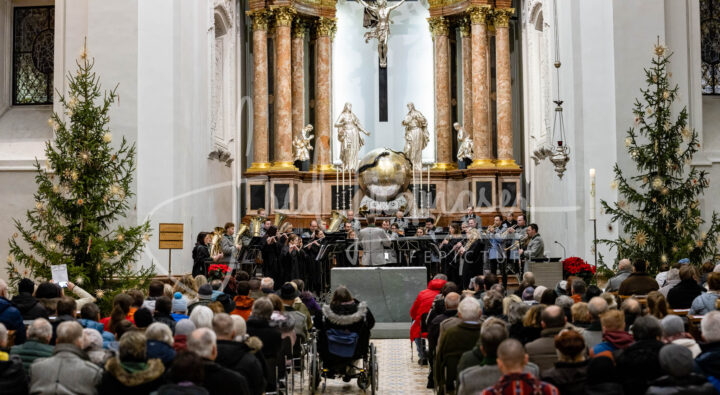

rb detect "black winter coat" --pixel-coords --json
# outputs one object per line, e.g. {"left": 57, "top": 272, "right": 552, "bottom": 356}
{"left": 192, "top": 243, "right": 210, "bottom": 277}
{"left": 667, "top": 279, "right": 705, "bottom": 309}
{"left": 646, "top": 374, "right": 716, "bottom": 395}
{"left": 10, "top": 293, "right": 48, "bottom": 321}
{"left": 215, "top": 338, "right": 266, "bottom": 395}
{"left": 153, "top": 313, "right": 177, "bottom": 333}
{"left": 200, "top": 359, "right": 250, "bottom": 395}
{"left": 316, "top": 300, "right": 375, "bottom": 363}
{"left": 541, "top": 360, "right": 589, "bottom": 395}
{"left": 0, "top": 354, "right": 28, "bottom": 395}
{"left": 246, "top": 317, "right": 282, "bottom": 361}
{"left": 616, "top": 339, "right": 664, "bottom": 394}
{"left": 696, "top": 341, "right": 720, "bottom": 378}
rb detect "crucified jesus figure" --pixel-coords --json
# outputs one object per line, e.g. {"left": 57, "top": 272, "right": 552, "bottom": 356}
{"left": 356, "top": 0, "right": 406, "bottom": 68}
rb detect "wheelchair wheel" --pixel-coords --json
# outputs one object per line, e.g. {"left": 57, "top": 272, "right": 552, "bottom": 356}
{"left": 369, "top": 343, "right": 378, "bottom": 395}
{"left": 308, "top": 338, "right": 321, "bottom": 393}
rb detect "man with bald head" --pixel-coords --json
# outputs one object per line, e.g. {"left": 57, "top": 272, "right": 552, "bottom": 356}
{"left": 606, "top": 258, "right": 632, "bottom": 292}
{"left": 525, "top": 305, "right": 567, "bottom": 373}
{"left": 480, "top": 339, "right": 559, "bottom": 395}
{"left": 583, "top": 297, "right": 609, "bottom": 349}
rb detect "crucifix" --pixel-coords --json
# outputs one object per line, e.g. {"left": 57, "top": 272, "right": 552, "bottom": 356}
{"left": 357, "top": 0, "right": 406, "bottom": 122}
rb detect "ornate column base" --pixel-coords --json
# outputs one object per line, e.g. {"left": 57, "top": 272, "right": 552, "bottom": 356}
{"left": 431, "top": 162, "right": 458, "bottom": 171}
{"left": 247, "top": 162, "right": 272, "bottom": 172}
{"left": 468, "top": 159, "right": 495, "bottom": 169}
{"left": 269, "top": 161, "right": 298, "bottom": 171}
{"left": 496, "top": 159, "right": 520, "bottom": 169}
{"left": 311, "top": 164, "right": 337, "bottom": 172}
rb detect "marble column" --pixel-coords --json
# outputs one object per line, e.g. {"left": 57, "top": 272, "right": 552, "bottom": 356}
{"left": 271, "top": 7, "right": 296, "bottom": 170}
{"left": 428, "top": 17, "right": 453, "bottom": 169}
{"left": 468, "top": 5, "right": 493, "bottom": 169}
{"left": 460, "top": 20, "right": 473, "bottom": 145}
{"left": 292, "top": 19, "right": 306, "bottom": 145}
{"left": 494, "top": 8, "right": 517, "bottom": 168}
{"left": 314, "top": 17, "right": 336, "bottom": 172}
{"left": 249, "top": 11, "right": 271, "bottom": 171}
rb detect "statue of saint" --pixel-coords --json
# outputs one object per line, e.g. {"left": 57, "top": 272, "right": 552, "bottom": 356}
{"left": 402, "top": 102, "right": 429, "bottom": 170}
{"left": 454, "top": 122, "right": 473, "bottom": 162}
{"left": 293, "top": 124, "right": 314, "bottom": 162}
{"left": 356, "top": 0, "right": 406, "bottom": 68}
{"left": 335, "top": 103, "right": 370, "bottom": 171}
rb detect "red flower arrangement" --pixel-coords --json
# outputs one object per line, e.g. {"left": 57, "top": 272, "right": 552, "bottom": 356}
{"left": 562, "top": 256, "right": 596, "bottom": 281}
{"left": 208, "top": 263, "right": 230, "bottom": 280}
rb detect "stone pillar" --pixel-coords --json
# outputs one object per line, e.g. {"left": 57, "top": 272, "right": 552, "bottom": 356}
{"left": 314, "top": 17, "right": 336, "bottom": 172}
{"left": 468, "top": 5, "right": 493, "bottom": 169}
{"left": 494, "top": 8, "right": 517, "bottom": 168}
{"left": 428, "top": 17, "right": 453, "bottom": 169}
{"left": 460, "top": 20, "right": 473, "bottom": 144}
{"left": 271, "top": 7, "right": 296, "bottom": 170}
{"left": 292, "top": 19, "right": 305, "bottom": 144}
{"left": 249, "top": 11, "right": 271, "bottom": 171}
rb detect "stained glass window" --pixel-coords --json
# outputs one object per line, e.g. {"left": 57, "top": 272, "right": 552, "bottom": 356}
{"left": 12, "top": 6, "right": 54, "bottom": 105}
{"left": 702, "top": 0, "right": 720, "bottom": 95}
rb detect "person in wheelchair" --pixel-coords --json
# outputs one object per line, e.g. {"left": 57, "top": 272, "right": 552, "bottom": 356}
{"left": 316, "top": 286, "right": 376, "bottom": 373}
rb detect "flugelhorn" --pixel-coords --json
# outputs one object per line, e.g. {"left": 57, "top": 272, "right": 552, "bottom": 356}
{"left": 274, "top": 213, "right": 287, "bottom": 228}
{"left": 328, "top": 210, "right": 347, "bottom": 233}
{"left": 249, "top": 216, "right": 265, "bottom": 237}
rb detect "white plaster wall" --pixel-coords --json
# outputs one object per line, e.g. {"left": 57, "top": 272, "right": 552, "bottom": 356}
{"left": 333, "top": 0, "right": 435, "bottom": 163}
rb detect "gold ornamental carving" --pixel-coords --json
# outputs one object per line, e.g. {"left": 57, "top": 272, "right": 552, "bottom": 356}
{"left": 316, "top": 17, "right": 337, "bottom": 38}
{"left": 492, "top": 8, "right": 514, "bottom": 28}
{"left": 458, "top": 18, "right": 470, "bottom": 37}
{"left": 274, "top": 7, "right": 296, "bottom": 27}
{"left": 293, "top": 17, "right": 307, "bottom": 38}
{"left": 250, "top": 10, "right": 271, "bottom": 31}
{"left": 427, "top": 17, "right": 449, "bottom": 37}
{"left": 467, "top": 5, "right": 491, "bottom": 25}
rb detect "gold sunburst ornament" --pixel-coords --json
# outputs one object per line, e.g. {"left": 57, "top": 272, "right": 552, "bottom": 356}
{"left": 652, "top": 177, "right": 664, "bottom": 190}
{"left": 654, "top": 43, "right": 666, "bottom": 57}
{"left": 634, "top": 230, "right": 648, "bottom": 247}
{"left": 661, "top": 254, "right": 668, "bottom": 263}
{"left": 610, "top": 180, "right": 619, "bottom": 190}
{"left": 675, "top": 219, "right": 684, "bottom": 231}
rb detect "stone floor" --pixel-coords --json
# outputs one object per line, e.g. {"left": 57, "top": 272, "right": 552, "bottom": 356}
{"left": 288, "top": 338, "right": 433, "bottom": 394}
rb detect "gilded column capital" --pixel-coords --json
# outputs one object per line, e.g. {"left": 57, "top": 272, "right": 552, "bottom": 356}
{"left": 492, "top": 8, "right": 515, "bottom": 28}
{"left": 467, "top": 5, "right": 491, "bottom": 25}
{"left": 293, "top": 17, "right": 307, "bottom": 38}
{"left": 316, "top": 17, "right": 337, "bottom": 38}
{"left": 250, "top": 10, "right": 271, "bottom": 31}
{"left": 458, "top": 18, "right": 471, "bottom": 37}
{"left": 273, "top": 6, "right": 296, "bottom": 27}
{"left": 427, "top": 17, "right": 450, "bottom": 37}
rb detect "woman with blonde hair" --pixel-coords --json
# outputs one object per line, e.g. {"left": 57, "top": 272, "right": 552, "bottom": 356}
{"left": 647, "top": 290, "right": 669, "bottom": 319}
{"left": 519, "top": 304, "right": 544, "bottom": 344}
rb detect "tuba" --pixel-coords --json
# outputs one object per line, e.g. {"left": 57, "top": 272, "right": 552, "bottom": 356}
{"left": 327, "top": 210, "right": 347, "bottom": 232}
{"left": 249, "top": 216, "right": 265, "bottom": 237}
{"left": 274, "top": 213, "right": 287, "bottom": 228}
{"left": 209, "top": 227, "right": 224, "bottom": 256}
{"left": 234, "top": 223, "right": 249, "bottom": 245}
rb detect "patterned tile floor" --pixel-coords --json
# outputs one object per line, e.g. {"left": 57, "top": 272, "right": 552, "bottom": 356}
{"left": 288, "top": 338, "right": 434, "bottom": 394}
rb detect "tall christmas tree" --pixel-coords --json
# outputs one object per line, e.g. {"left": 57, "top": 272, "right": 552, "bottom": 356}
{"left": 6, "top": 44, "right": 154, "bottom": 306}
{"left": 600, "top": 41, "right": 720, "bottom": 272}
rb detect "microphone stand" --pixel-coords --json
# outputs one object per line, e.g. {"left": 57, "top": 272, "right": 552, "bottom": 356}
{"left": 554, "top": 240, "right": 567, "bottom": 260}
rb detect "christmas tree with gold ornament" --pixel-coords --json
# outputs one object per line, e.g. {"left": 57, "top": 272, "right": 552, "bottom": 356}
{"left": 600, "top": 41, "right": 720, "bottom": 272}
{"left": 6, "top": 44, "right": 154, "bottom": 308}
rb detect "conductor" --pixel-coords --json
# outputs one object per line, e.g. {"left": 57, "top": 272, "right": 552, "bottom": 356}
{"left": 358, "top": 214, "right": 393, "bottom": 266}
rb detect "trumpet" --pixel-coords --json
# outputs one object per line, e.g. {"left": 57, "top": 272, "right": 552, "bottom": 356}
{"left": 500, "top": 224, "right": 518, "bottom": 238}
{"left": 505, "top": 233, "right": 530, "bottom": 251}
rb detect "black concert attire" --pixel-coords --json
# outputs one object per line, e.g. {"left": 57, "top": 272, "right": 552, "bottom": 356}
{"left": 261, "top": 235, "right": 281, "bottom": 286}
{"left": 280, "top": 245, "right": 304, "bottom": 285}
{"left": 304, "top": 237, "right": 322, "bottom": 293}
{"left": 503, "top": 219, "right": 518, "bottom": 228}
{"left": 461, "top": 238, "right": 485, "bottom": 289}
{"left": 192, "top": 242, "right": 211, "bottom": 277}
{"left": 440, "top": 237, "right": 463, "bottom": 285}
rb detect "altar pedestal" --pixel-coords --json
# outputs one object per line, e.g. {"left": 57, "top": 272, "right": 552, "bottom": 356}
{"left": 527, "top": 261, "right": 563, "bottom": 289}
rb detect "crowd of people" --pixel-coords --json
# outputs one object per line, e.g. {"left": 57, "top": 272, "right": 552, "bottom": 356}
{"left": 410, "top": 257, "right": 720, "bottom": 395}
{"left": 0, "top": 271, "right": 376, "bottom": 395}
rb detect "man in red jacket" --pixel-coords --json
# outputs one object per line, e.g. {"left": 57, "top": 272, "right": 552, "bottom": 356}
{"left": 410, "top": 274, "right": 447, "bottom": 365}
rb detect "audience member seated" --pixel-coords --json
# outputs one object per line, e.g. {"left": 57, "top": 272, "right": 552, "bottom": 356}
{"left": 152, "top": 296, "right": 176, "bottom": 333}
{"left": 212, "top": 313, "right": 265, "bottom": 395}
{"left": 410, "top": 274, "right": 447, "bottom": 364}
{"left": 621, "top": 297, "right": 643, "bottom": 329}
{"left": 231, "top": 281, "right": 254, "bottom": 320}
{"left": 582, "top": 297, "right": 608, "bottom": 350}
{"left": 619, "top": 259, "right": 660, "bottom": 296}
{"left": 133, "top": 307, "right": 154, "bottom": 331}
{"left": 659, "top": 268, "right": 680, "bottom": 298}
{"left": 482, "top": 291, "right": 504, "bottom": 319}
{"left": 188, "top": 284, "right": 214, "bottom": 314}
{"left": 127, "top": 289, "right": 144, "bottom": 320}
{"left": 172, "top": 274, "right": 199, "bottom": 306}
{"left": 539, "top": 289, "right": 558, "bottom": 306}
{"left": 647, "top": 344, "right": 716, "bottom": 395}
{"left": 10, "top": 318, "right": 53, "bottom": 373}
{"left": 554, "top": 295, "right": 574, "bottom": 322}
{"left": 173, "top": 318, "right": 195, "bottom": 352}
{"left": 526, "top": 305, "right": 567, "bottom": 373}
{"left": 145, "top": 322, "right": 176, "bottom": 367}
{"left": 570, "top": 302, "right": 591, "bottom": 329}
{"left": 540, "top": 330, "right": 588, "bottom": 395}
{"left": 696, "top": 311, "right": 720, "bottom": 379}
{"left": 515, "top": 272, "right": 536, "bottom": 298}
{"left": 260, "top": 277, "right": 274, "bottom": 294}
{"left": 82, "top": 328, "right": 114, "bottom": 366}
{"left": 584, "top": 285, "right": 603, "bottom": 302}
{"left": 277, "top": 283, "right": 309, "bottom": 341}
{"left": 457, "top": 319, "right": 540, "bottom": 395}
{"left": 690, "top": 272, "right": 720, "bottom": 315}
{"left": 267, "top": 293, "right": 298, "bottom": 347}
{"left": 11, "top": 278, "right": 48, "bottom": 320}
{"left": 656, "top": 263, "right": 671, "bottom": 287}
{"left": 600, "top": 292, "right": 618, "bottom": 310}
{"left": 480, "top": 339, "right": 559, "bottom": 395}
{"left": 0, "top": 280, "right": 26, "bottom": 344}
{"left": 171, "top": 292, "right": 189, "bottom": 321}
{"left": 287, "top": 281, "right": 313, "bottom": 329}
{"left": 590, "top": 309, "right": 633, "bottom": 359}
{"left": 616, "top": 315, "right": 664, "bottom": 394}
{"left": 426, "top": 292, "right": 459, "bottom": 388}
{"left": 507, "top": 303, "right": 530, "bottom": 343}
{"left": 79, "top": 303, "right": 115, "bottom": 346}
{"left": 647, "top": 291, "right": 669, "bottom": 319}
{"left": 247, "top": 278, "right": 262, "bottom": 299}
{"left": 605, "top": 258, "right": 632, "bottom": 293}
{"left": 435, "top": 297, "right": 482, "bottom": 394}
{"left": 99, "top": 331, "right": 166, "bottom": 394}
{"left": 585, "top": 356, "right": 623, "bottom": 395}
{"left": 141, "top": 281, "right": 165, "bottom": 313}
{"left": 30, "top": 321, "right": 103, "bottom": 394}
{"left": 532, "top": 286, "right": 547, "bottom": 303}
{"left": 667, "top": 264, "right": 705, "bottom": 309}
{"left": 34, "top": 282, "right": 62, "bottom": 317}
{"left": 102, "top": 293, "right": 134, "bottom": 333}
{"left": 570, "top": 279, "right": 586, "bottom": 303}
{"left": 189, "top": 305, "right": 214, "bottom": 329}
{"left": 157, "top": 351, "right": 208, "bottom": 394}
{"left": 187, "top": 327, "right": 250, "bottom": 394}
{"left": 246, "top": 298, "right": 282, "bottom": 391}
{"left": 660, "top": 314, "right": 701, "bottom": 357}
{"left": 0, "top": 323, "right": 28, "bottom": 395}
{"left": 316, "top": 286, "right": 375, "bottom": 364}
{"left": 518, "top": 305, "right": 544, "bottom": 345}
